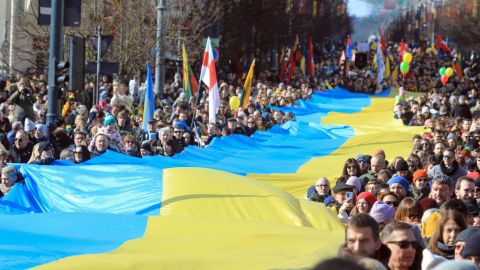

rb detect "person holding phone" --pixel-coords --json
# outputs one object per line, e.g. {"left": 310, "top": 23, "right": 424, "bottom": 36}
{"left": 329, "top": 182, "right": 355, "bottom": 224}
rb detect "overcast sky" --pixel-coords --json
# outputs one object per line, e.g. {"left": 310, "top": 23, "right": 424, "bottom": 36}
{"left": 347, "top": 0, "right": 374, "bottom": 18}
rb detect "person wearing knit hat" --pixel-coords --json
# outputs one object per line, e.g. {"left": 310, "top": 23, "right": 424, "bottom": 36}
{"left": 419, "top": 198, "right": 439, "bottom": 212}
{"left": 76, "top": 104, "right": 87, "bottom": 116}
{"left": 24, "top": 118, "right": 35, "bottom": 133}
{"left": 411, "top": 169, "right": 430, "bottom": 201}
{"left": 369, "top": 201, "right": 395, "bottom": 228}
{"left": 356, "top": 192, "right": 377, "bottom": 214}
{"left": 355, "top": 154, "right": 370, "bottom": 174}
{"left": 394, "top": 159, "right": 411, "bottom": 182}
{"left": 104, "top": 113, "right": 117, "bottom": 127}
{"left": 432, "top": 260, "right": 478, "bottom": 270}
{"left": 346, "top": 176, "right": 361, "bottom": 194}
{"left": 461, "top": 232, "right": 480, "bottom": 267}
{"left": 388, "top": 176, "right": 410, "bottom": 200}
{"left": 422, "top": 248, "right": 447, "bottom": 270}
{"left": 421, "top": 209, "right": 442, "bottom": 238}
{"left": 454, "top": 227, "right": 480, "bottom": 260}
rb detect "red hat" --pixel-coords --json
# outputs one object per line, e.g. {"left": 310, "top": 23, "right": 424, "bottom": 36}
{"left": 419, "top": 197, "right": 438, "bottom": 212}
{"left": 413, "top": 169, "right": 428, "bottom": 182}
{"left": 423, "top": 133, "right": 433, "bottom": 139}
{"left": 357, "top": 192, "right": 377, "bottom": 206}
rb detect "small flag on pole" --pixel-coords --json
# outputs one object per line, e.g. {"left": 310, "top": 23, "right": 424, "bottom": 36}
{"left": 182, "top": 44, "right": 199, "bottom": 102}
{"left": 199, "top": 37, "right": 220, "bottom": 123}
{"left": 240, "top": 59, "right": 255, "bottom": 108}
{"left": 143, "top": 63, "right": 155, "bottom": 131}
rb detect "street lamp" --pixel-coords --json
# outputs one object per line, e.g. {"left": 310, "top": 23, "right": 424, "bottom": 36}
{"left": 155, "top": 0, "right": 166, "bottom": 96}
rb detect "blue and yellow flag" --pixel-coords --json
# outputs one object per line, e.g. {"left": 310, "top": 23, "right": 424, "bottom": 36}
{"left": 143, "top": 63, "right": 155, "bottom": 131}
{"left": 0, "top": 87, "right": 424, "bottom": 269}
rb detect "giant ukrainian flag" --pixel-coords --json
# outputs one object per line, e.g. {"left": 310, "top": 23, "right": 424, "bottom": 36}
{"left": 0, "top": 87, "right": 423, "bottom": 269}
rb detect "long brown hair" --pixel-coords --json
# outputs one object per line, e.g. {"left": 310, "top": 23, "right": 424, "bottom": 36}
{"left": 427, "top": 210, "right": 467, "bottom": 256}
{"left": 394, "top": 197, "right": 423, "bottom": 223}
{"left": 341, "top": 158, "right": 361, "bottom": 179}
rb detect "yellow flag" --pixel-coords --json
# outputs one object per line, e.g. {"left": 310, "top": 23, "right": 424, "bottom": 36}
{"left": 384, "top": 55, "right": 391, "bottom": 78}
{"left": 240, "top": 59, "right": 255, "bottom": 108}
{"left": 391, "top": 65, "right": 398, "bottom": 80}
{"left": 300, "top": 55, "right": 306, "bottom": 75}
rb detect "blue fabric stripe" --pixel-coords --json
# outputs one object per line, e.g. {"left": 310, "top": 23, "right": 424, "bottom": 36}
{"left": 0, "top": 212, "right": 147, "bottom": 269}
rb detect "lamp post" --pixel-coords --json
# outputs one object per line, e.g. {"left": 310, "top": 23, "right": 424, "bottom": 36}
{"left": 46, "top": 0, "right": 64, "bottom": 125}
{"left": 155, "top": 0, "right": 165, "bottom": 96}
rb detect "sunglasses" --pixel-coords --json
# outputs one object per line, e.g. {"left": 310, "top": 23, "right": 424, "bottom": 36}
{"left": 443, "top": 155, "right": 453, "bottom": 159}
{"left": 384, "top": 201, "right": 399, "bottom": 207}
{"left": 408, "top": 214, "right": 420, "bottom": 220}
{"left": 387, "top": 240, "right": 419, "bottom": 249}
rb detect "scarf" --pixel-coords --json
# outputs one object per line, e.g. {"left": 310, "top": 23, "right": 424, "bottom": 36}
{"left": 439, "top": 160, "right": 459, "bottom": 176}
{"left": 437, "top": 241, "right": 454, "bottom": 260}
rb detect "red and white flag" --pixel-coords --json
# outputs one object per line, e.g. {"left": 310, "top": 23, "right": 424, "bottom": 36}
{"left": 199, "top": 37, "right": 220, "bottom": 123}
{"left": 339, "top": 50, "right": 345, "bottom": 65}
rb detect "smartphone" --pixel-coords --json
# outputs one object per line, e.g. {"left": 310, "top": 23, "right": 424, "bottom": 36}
{"left": 346, "top": 192, "right": 354, "bottom": 204}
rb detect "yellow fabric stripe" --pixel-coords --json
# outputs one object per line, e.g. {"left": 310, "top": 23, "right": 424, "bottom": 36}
{"left": 40, "top": 168, "right": 344, "bottom": 269}
{"left": 249, "top": 90, "right": 424, "bottom": 196}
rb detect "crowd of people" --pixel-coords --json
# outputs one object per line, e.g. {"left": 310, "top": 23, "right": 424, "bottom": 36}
{"left": 305, "top": 42, "right": 480, "bottom": 268}
{"left": 0, "top": 63, "right": 316, "bottom": 196}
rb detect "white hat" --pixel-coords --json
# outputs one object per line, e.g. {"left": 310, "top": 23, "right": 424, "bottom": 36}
{"left": 24, "top": 118, "right": 36, "bottom": 132}
{"left": 422, "top": 248, "right": 447, "bottom": 270}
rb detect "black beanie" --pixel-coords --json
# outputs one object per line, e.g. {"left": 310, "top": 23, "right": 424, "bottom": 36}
{"left": 461, "top": 232, "right": 480, "bottom": 258}
{"left": 395, "top": 159, "right": 409, "bottom": 172}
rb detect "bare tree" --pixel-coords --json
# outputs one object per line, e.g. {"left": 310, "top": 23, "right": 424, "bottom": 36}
{"left": 13, "top": 0, "right": 221, "bottom": 79}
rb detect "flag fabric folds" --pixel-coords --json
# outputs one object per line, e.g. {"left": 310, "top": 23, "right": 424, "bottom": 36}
{"left": 143, "top": 64, "right": 155, "bottom": 131}
{"left": 307, "top": 36, "right": 315, "bottom": 76}
{"left": 240, "top": 59, "right": 255, "bottom": 108}
{"left": 182, "top": 44, "right": 199, "bottom": 101}
{"left": 339, "top": 51, "right": 345, "bottom": 66}
{"left": 434, "top": 34, "right": 451, "bottom": 54}
{"left": 376, "top": 41, "right": 385, "bottom": 87}
{"left": 200, "top": 37, "right": 220, "bottom": 123}
{"left": 300, "top": 52, "right": 306, "bottom": 76}
{"left": 1, "top": 86, "right": 427, "bottom": 270}
{"left": 346, "top": 35, "right": 354, "bottom": 61}
{"left": 287, "top": 35, "right": 299, "bottom": 84}
{"left": 398, "top": 40, "right": 407, "bottom": 57}
{"left": 454, "top": 53, "right": 463, "bottom": 80}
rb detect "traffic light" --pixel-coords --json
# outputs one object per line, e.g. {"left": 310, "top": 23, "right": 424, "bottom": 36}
{"left": 68, "top": 36, "right": 85, "bottom": 92}
{"left": 55, "top": 59, "right": 69, "bottom": 86}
